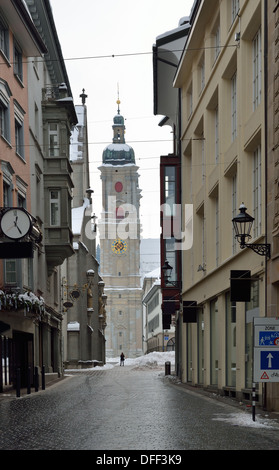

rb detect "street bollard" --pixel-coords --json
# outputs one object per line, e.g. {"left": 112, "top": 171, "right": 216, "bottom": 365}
{"left": 16, "top": 368, "right": 20, "bottom": 398}
{"left": 27, "top": 367, "right": 31, "bottom": 394}
{"left": 42, "top": 365, "right": 45, "bottom": 390}
{"left": 34, "top": 366, "right": 39, "bottom": 392}
{"left": 165, "top": 361, "right": 171, "bottom": 376}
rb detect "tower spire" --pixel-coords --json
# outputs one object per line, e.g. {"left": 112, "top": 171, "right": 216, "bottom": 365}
{"left": 116, "top": 83, "right": 120, "bottom": 115}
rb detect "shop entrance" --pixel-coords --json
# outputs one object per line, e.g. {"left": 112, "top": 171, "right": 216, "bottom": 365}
{"left": 12, "top": 331, "right": 34, "bottom": 388}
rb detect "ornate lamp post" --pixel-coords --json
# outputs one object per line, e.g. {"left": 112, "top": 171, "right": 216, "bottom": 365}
{"left": 232, "top": 203, "right": 270, "bottom": 258}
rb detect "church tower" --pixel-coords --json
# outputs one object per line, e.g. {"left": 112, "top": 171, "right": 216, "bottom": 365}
{"left": 99, "top": 98, "right": 143, "bottom": 358}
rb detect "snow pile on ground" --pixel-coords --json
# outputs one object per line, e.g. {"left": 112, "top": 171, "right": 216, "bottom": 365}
{"left": 93, "top": 351, "right": 175, "bottom": 370}
{"left": 213, "top": 412, "right": 279, "bottom": 429}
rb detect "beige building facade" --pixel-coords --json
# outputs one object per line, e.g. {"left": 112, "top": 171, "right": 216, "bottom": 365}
{"left": 174, "top": 0, "right": 268, "bottom": 405}
{"left": 266, "top": 0, "right": 279, "bottom": 410}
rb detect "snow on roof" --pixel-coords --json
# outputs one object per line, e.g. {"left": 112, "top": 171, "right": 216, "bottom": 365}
{"left": 70, "top": 105, "right": 86, "bottom": 161}
{"left": 145, "top": 267, "right": 160, "bottom": 278}
{"left": 71, "top": 198, "right": 90, "bottom": 235}
{"left": 98, "top": 163, "right": 138, "bottom": 169}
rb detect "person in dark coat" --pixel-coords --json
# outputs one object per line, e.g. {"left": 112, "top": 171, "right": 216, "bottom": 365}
{"left": 120, "top": 352, "right": 125, "bottom": 366}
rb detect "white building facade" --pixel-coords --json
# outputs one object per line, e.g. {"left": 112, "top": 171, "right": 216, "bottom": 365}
{"left": 99, "top": 102, "right": 143, "bottom": 359}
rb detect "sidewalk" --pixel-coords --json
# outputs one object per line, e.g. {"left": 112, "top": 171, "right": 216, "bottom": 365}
{"left": 0, "top": 373, "right": 67, "bottom": 400}
{"left": 165, "top": 374, "right": 279, "bottom": 424}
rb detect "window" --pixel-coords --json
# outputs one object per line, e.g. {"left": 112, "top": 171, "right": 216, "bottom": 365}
{"left": 0, "top": 80, "right": 11, "bottom": 142}
{"left": 5, "top": 260, "right": 17, "bottom": 284}
{"left": 232, "top": 174, "right": 237, "bottom": 253}
{"left": 215, "top": 197, "right": 219, "bottom": 267}
{"left": 201, "top": 133, "right": 205, "bottom": 183}
{"left": 165, "top": 238, "right": 177, "bottom": 283}
{"left": 3, "top": 182, "right": 10, "bottom": 207}
{"left": 231, "top": 72, "right": 237, "bottom": 141}
{"left": 210, "top": 299, "right": 219, "bottom": 385}
{"left": 0, "top": 16, "right": 9, "bottom": 58}
{"left": 226, "top": 293, "right": 236, "bottom": 387}
{"left": 18, "top": 194, "right": 26, "bottom": 208}
{"left": 215, "top": 106, "right": 219, "bottom": 164}
{"left": 199, "top": 55, "right": 205, "bottom": 94}
{"left": 16, "top": 176, "right": 27, "bottom": 208}
{"left": 253, "top": 146, "right": 261, "bottom": 237}
{"left": 253, "top": 28, "right": 262, "bottom": 110}
{"left": 245, "top": 281, "right": 259, "bottom": 388}
{"left": 164, "top": 166, "right": 176, "bottom": 216}
{"left": 15, "top": 118, "right": 24, "bottom": 158}
{"left": 0, "top": 102, "right": 8, "bottom": 140}
{"left": 187, "top": 83, "right": 193, "bottom": 119}
{"left": 198, "top": 309, "right": 204, "bottom": 384}
{"left": 14, "top": 42, "right": 23, "bottom": 82}
{"left": 2, "top": 161, "right": 14, "bottom": 207}
{"left": 214, "top": 25, "right": 220, "bottom": 62}
{"left": 50, "top": 190, "right": 60, "bottom": 226}
{"left": 232, "top": 0, "right": 239, "bottom": 23}
{"left": 49, "top": 123, "right": 59, "bottom": 157}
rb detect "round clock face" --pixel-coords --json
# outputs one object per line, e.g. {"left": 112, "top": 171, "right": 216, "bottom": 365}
{"left": 115, "top": 182, "right": 123, "bottom": 193}
{"left": 0, "top": 208, "right": 32, "bottom": 240}
{"left": 111, "top": 238, "right": 127, "bottom": 255}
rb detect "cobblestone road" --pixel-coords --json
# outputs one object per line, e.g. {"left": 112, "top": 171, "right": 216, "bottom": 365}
{"left": 0, "top": 363, "right": 279, "bottom": 451}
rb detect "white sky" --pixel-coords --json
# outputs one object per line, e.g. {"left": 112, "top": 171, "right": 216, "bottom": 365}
{"left": 50, "top": 0, "right": 194, "bottom": 239}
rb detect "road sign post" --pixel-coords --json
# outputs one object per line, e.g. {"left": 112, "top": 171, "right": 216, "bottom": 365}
{"left": 253, "top": 318, "right": 279, "bottom": 421}
{"left": 253, "top": 318, "right": 279, "bottom": 382}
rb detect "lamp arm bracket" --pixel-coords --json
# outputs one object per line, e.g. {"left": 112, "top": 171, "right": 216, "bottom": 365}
{"left": 245, "top": 243, "right": 271, "bottom": 258}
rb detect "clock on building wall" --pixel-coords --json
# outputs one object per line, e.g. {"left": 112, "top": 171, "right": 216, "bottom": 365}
{"left": 115, "top": 182, "right": 123, "bottom": 193}
{"left": 111, "top": 238, "right": 127, "bottom": 255}
{"left": 0, "top": 208, "right": 32, "bottom": 240}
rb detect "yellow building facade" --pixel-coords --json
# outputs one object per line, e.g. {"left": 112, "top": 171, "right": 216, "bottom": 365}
{"left": 174, "top": 0, "right": 268, "bottom": 405}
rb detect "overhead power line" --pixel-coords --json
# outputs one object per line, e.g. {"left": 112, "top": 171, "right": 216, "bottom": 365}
{"left": 0, "top": 43, "right": 238, "bottom": 67}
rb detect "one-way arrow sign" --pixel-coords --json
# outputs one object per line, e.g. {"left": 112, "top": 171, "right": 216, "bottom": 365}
{"left": 261, "top": 350, "right": 279, "bottom": 370}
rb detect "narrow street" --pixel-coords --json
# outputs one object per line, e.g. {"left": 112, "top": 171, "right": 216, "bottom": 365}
{"left": 0, "top": 362, "right": 279, "bottom": 453}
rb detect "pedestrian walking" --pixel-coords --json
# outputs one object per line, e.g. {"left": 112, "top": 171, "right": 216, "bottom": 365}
{"left": 120, "top": 352, "right": 125, "bottom": 366}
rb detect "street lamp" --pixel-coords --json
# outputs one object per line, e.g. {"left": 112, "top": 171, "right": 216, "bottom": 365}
{"left": 162, "top": 260, "right": 173, "bottom": 285}
{"left": 232, "top": 203, "right": 270, "bottom": 258}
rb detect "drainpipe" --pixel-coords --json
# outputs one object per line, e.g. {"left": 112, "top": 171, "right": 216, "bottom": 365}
{"left": 263, "top": 0, "right": 268, "bottom": 410}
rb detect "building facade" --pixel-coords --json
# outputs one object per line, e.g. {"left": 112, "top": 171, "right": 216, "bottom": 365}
{"left": 62, "top": 100, "right": 106, "bottom": 369}
{"left": 173, "top": 0, "right": 267, "bottom": 405}
{"left": 27, "top": 0, "right": 77, "bottom": 382}
{"left": 153, "top": 15, "right": 190, "bottom": 376}
{"left": 0, "top": 0, "right": 77, "bottom": 392}
{"left": 99, "top": 101, "right": 143, "bottom": 358}
{"left": 153, "top": 0, "right": 279, "bottom": 408}
{"left": 266, "top": 0, "right": 279, "bottom": 410}
{"left": 142, "top": 268, "right": 175, "bottom": 354}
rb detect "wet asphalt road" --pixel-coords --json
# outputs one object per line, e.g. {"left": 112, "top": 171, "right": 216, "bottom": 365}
{"left": 0, "top": 363, "right": 279, "bottom": 451}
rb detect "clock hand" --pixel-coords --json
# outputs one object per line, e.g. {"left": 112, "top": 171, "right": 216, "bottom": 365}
{"left": 14, "top": 217, "right": 22, "bottom": 234}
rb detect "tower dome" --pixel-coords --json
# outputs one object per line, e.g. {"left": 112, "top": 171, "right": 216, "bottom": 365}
{"left": 102, "top": 99, "right": 135, "bottom": 165}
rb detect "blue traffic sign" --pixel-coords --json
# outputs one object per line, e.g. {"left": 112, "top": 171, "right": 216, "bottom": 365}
{"left": 259, "top": 331, "right": 279, "bottom": 346}
{"left": 261, "top": 350, "right": 279, "bottom": 370}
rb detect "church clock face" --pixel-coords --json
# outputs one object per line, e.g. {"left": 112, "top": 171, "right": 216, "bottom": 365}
{"left": 111, "top": 238, "right": 127, "bottom": 255}
{"left": 115, "top": 181, "right": 123, "bottom": 193}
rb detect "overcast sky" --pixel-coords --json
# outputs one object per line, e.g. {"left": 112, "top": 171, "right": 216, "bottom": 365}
{"left": 50, "top": 0, "right": 194, "bottom": 239}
